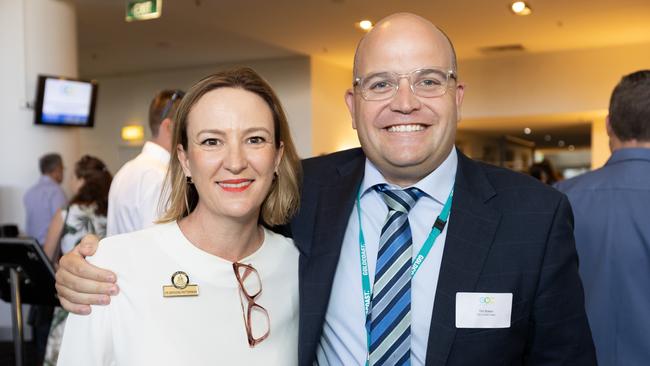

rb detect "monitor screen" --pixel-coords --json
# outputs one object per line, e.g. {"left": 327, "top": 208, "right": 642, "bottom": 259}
{"left": 34, "top": 75, "right": 98, "bottom": 127}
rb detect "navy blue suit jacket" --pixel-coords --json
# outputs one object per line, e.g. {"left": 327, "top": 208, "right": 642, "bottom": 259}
{"left": 289, "top": 148, "right": 596, "bottom": 366}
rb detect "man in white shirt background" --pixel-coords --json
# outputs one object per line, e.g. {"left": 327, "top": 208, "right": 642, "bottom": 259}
{"left": 106, "top": 89, "right": 184, "bottom": 235}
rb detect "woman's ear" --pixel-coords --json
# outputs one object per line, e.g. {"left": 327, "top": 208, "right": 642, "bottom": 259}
{"left": 177, "top": 144, "right": 192, "bottom": 178}
{"left": 274, "top": 141, "right": 285, "bottom": 174}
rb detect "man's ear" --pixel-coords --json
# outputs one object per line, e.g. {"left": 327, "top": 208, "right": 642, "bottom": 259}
{"left": 162, "top": 118, "right": 173, "bottom": 134}
{"left": 455, "top": 83, "right": 465, "bottom": 122}
{"left": 605, "top": 116, "right": 613, "bottom": 137}
{"left": 605, "top": 115, "right": 621, "bottom": 152}
{"left": 344, "top": 89, "right": 357, "bottom": 129}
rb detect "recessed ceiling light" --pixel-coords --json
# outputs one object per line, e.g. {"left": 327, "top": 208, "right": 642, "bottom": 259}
{"left": 558, "top": 140, "right": 566, "bottom": 147}
{"left": 568, "top": 145, "right": 575, "bottom": 151}
{"left": 510, "top": 1, "right": 532, "bottom": 16}
{"left": 544, "top": 134, "right": 552, "bottom": 141}
{"left": 524, "top": 127, "right": 532, "bottom": 135}
{"left": 358, "top": 20, "right": 373, "bottom": 31}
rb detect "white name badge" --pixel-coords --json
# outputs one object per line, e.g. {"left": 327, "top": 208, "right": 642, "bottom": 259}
{"left": 455, "top": 292, "right": 513, "bottom": 328}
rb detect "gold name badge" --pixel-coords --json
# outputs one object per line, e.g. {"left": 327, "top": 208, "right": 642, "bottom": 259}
{"left": 163, "top": 271, "right": 199, "bottom": 297}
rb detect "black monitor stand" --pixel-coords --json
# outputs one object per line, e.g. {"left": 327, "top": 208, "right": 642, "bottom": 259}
{"left": 0, "top": 238, "right": 59, "bottom": 366}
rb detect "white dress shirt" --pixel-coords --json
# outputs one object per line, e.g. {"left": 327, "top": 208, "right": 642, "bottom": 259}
{"left": 316, "top": 148, "right": 457, "bottom": 366}
{"left": 106, "top": 141, "right": 170, "bottom": 236}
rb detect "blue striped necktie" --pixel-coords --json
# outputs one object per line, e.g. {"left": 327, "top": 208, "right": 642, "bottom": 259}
{"left": 368, "top": 185, "right": 424, "bottom": 366}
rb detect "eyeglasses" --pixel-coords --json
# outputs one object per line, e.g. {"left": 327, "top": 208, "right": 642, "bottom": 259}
{"left": 353, "top": 67, "right": 457, "bottom": 101}
{"left": 160, "top": 89, "right": 185, "bottom": 120}
{"left": 233, "top": 262, "right": 270, "bottom": 347}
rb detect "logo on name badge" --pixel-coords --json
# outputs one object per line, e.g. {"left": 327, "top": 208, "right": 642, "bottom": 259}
{"left": 163, "top": 271, "right": 199, "bottom": 297}
{"left": 479, "top": 296, "right": 495, "bottom": 304}
{"left": 171, "top": 271, "right": 190, "bottom": 289}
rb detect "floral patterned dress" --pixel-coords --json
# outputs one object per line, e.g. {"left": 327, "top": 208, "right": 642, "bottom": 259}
{"left": 44, "top": 204, "right": 107, "bottom": 366}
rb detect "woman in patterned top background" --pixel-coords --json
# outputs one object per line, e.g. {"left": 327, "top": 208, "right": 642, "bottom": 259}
{"left": 42, "top": 155, "right": 112, "bottom": 365}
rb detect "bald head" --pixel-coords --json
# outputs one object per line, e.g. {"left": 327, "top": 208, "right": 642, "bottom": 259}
{"left": 353, "top": 13, "right": 457, "bottom": 78}
{"left": 344, "top": 12, "right": 465, "bottom": 187}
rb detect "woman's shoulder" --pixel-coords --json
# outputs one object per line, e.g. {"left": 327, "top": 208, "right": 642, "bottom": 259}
{"left": 262, "top": 227, "right": 298, "bottom": 256}
{"left": 90, "top": 221, "right": 178, "bottom": 265}
{"left": 263, "top": 227, "right": 294, "bottom": 243}
{"left": 257, "top": 228, "right": 299, "bottom": 285}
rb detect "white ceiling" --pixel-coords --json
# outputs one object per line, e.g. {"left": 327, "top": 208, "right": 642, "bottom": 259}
{"left": 73, "top": 0, "right": 650, "bottom": 77}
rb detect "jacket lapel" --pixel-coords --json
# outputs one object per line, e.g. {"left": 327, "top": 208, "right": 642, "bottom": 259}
{"left": 298, "top": 150, "right": 365, "bottom": 366}
{"left": 425, "top": 151, "right": 502, "bottom": 365}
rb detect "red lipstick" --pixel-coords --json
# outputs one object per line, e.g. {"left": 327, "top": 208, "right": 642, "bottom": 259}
{"left": 218, "top": 179, "right": 253, "bottom": 192}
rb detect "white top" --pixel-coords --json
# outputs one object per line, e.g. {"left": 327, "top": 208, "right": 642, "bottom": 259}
{"left": 316, "top": 148, "right": 457, "bottom": 366}
{"left": 106, "top": 141, "right": 170, "bottom": 236}
{"left": 58, "top": 222, "right": 299, "bottom": 366}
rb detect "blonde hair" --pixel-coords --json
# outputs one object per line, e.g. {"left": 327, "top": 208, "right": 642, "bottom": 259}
{"left": 158, "top": 67, "right": 302, "bottom": 226}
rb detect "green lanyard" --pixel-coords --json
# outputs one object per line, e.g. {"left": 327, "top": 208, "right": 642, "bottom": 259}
{"left": 356, "top": 185, "right": 454, "bottom": 358}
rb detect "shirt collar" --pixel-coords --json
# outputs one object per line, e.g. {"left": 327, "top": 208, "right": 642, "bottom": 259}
{"left": 607, "top": 147, "right": 650, "bottom": 166}
{"left": 142, "top": 141, "right": 171, "bottom": 164}
{"left": 39, "top": 175, "right": 58, "bottom": 185}
{"left": 360, "top": 147, "right": 458, "bottom": 205}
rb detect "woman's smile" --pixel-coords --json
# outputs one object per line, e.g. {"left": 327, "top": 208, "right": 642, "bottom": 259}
{"left": 218, "top": 178, "right": 254, "bottom": 192}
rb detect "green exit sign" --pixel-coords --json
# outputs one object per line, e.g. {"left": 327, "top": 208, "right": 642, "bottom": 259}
{"left": 126, "top": 0, "right": 162, "bottom": 22}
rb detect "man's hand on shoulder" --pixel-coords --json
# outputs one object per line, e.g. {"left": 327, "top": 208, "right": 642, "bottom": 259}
{"left": 55, "top": 234, "right": 119, "bottom": 315}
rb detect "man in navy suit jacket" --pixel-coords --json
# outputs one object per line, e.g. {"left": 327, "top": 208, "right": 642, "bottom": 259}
{"left": 291, "top": 13, "right": 595, "bottom": 365}
{"left": 55, "top": 12, "right": 596, "bottom": 366}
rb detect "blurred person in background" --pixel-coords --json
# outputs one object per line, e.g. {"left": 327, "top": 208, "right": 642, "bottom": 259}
{"left": 107, "top": 89, "right": 184, "bottom": 236}
{"left": 555, "top": 69, "right": 650, "bottom": 366}
{"left": 23, "top": 152, "right": 67, "bottom": 364}
{"left": 42, "top": 155, "right": 112, "bottom": 365}
{"left": 528, "top": 159, "right": 560, "bottom": 185}
{"left": 24, "top": 153, "right": 67, "bottom": 244}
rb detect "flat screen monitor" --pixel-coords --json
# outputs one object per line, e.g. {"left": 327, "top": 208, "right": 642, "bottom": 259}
{"left": 0, "top": 237, "right": 59, "bottom": 306}
{"left": 34, "top": 75, "right": 98, "bottom": 127}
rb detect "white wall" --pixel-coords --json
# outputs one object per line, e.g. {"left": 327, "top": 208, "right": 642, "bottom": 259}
{"left": 459, "top": 41, "right": 650, "bottom": 119}
{"left": 80, "top": 57, "right": 313, "bottom": 174}
{"left": 310, "top": 57, "right": 357, "bottom": 155}
{"left": 458, "top": 42, "right": 650, "bottom": 167}
{"left": 0, "top": 0, "right": 80, "bottom": 227}
{"left": 0, "top": 0, "right": 79, "bottom": 340}
{"left": 591, "top": 117, "right": 609, "bottom": 169}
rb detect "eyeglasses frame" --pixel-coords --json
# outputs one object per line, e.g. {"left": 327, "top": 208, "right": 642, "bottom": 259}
{"left": 352, "top": 67, "right": 458, "bottom": 101}
{"left": 232, "top": 262, "right": 270, "bottom": 347}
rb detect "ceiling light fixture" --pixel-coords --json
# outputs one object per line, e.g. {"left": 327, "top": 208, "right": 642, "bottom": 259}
{"left": 510, "top": 1, "right": 532, "bottom": 16}
{"left": 358, "top": 20, "right": 373, "bottom": 31}
{"left": 524, "top": 127, "right": 532, "bottom": 135}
